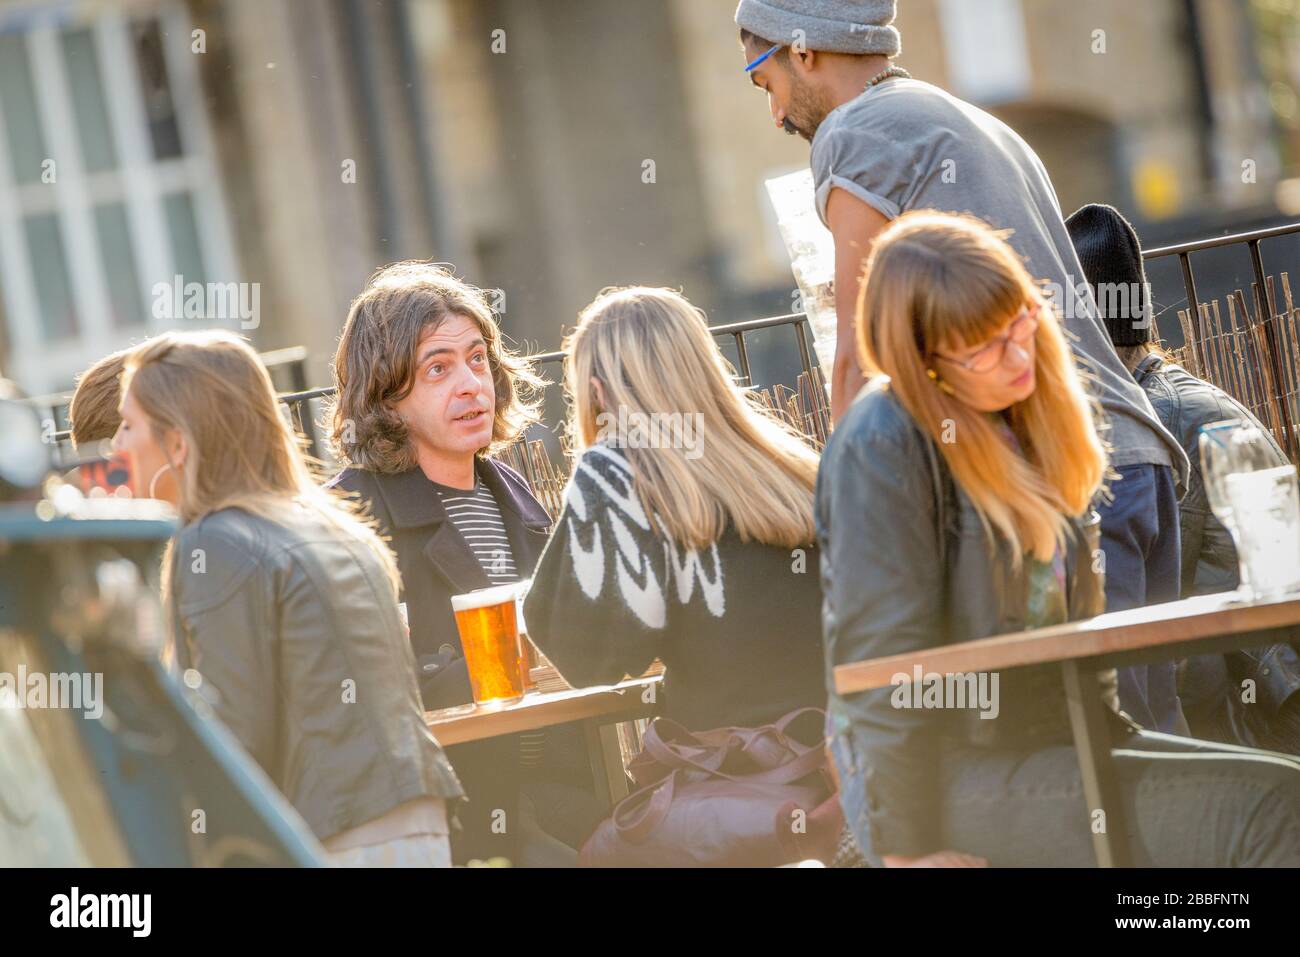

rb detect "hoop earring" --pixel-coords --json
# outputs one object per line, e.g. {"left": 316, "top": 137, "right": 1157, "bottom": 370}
{"left": 926, "top": 368, "right": 956, "bottom": 396}
{"left": 148, "top": 462, "right": 175, "bottom": 499}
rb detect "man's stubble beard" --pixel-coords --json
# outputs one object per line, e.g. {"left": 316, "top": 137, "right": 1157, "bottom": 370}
{"left": 787, "top": 76, "right": 834, "bottom": 142}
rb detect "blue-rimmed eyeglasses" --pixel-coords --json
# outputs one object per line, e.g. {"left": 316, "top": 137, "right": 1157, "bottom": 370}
{"left": 744, "top": 43, "right": 782, "bottom": 73}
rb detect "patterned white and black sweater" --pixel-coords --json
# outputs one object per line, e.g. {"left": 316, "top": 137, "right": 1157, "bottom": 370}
{"left": 523, "top": 443, "right": 826, "bottom": 731}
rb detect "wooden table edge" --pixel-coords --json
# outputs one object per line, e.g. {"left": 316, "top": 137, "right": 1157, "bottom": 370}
{"left": 834, "top": 592, "right": 1300, "bottom": 694}
{"left": 425, "top": 674, "right": 662, "bottom": 746}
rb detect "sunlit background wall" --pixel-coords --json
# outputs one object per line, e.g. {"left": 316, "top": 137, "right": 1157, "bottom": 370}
{"left": 1, "top": 0, "right": 1299, "bottom": 402}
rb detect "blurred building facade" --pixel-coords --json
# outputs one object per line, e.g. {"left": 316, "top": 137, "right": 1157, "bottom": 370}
{"left": 0, "top": 0, "right": 1298, "bottom": 396}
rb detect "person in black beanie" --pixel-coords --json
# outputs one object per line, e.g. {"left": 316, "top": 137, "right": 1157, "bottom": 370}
{"left": 1066, "top": 202, "right": 1300, "bottom": 755}
{"left": 1065, "top": 203, "right": 1159, "bottom": 351}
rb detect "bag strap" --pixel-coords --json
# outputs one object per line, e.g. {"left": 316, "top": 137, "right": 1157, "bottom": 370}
{"left": 640, "top": 719, "right": 733, "bottom": 775}
{"left": 742, "top": 744, "right": 830, "bottom": 785}
{"left": 612, "top": 747, "right": 830, "bottom": 847}
{"left": 645, "top": 708, "right": 826, "bottom": 766}
{"left": 611, "top": 770, "right": 679, "bottom": 843}
{"left": 642, "top": 718, "right": 829, "bottom": 787}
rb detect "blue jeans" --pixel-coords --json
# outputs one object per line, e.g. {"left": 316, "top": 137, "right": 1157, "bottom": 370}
{"left": 1097, "top": 464, "right": 1188, "bottom": 735}
{"left": 832, "top": 721, "right": 1300, "bottom": 866}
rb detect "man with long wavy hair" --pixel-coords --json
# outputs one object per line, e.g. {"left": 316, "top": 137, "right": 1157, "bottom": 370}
{"left": 326, "top": 261, "right": 591, "bottom": 865}
{"left": 328, "top": 262, "right": 544, "bottom": 687}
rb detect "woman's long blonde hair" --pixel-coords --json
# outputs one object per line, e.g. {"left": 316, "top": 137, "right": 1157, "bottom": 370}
{"left": 122, "top": 329, "right": 400, "bottom": 594}
{"left": 565, "top": 287, "right": 819, "bottom": 549}
{"left": 857, "top": 211, "right": 1107, "bottom": 562}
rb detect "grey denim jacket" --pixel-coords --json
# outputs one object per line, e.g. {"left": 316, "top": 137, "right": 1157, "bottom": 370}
{"left": 1134, "top": 354, "right": 1300, "bottom": 732}
{"left": 170, "top": 506, "right": 463, "bottom": 842}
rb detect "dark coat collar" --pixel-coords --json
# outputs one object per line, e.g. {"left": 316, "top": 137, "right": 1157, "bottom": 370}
{"left": 375, "top": 457, "right": 550, "bottom": 533}
{"left": 478, "top": 457, "right": 552, "bottom": 533}
{"left": 366, "top": 456, "right": 552, "bottom": 595}
{"left": 1133, "top": 351, "right": 1164, "bottom": 385}
{"left": 373, "top": 466, "right": 446, "bottom": 530}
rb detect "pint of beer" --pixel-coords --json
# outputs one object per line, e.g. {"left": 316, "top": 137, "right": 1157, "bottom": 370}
{"left": 451, "top": 583, "right": 527, "bottom": 706}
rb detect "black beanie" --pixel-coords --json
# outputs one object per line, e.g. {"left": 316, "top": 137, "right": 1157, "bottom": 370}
{"left": 1064, "top": 203, "right": 1155, "bottom": 347}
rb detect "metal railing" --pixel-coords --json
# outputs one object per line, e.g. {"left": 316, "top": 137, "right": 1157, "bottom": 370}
{"left": 38, "top": 220, "right": 1300, "bottom": 494}
{"left": 273, "top": 312, "right": 830, "bottom": 511}
{"left": 41, "top": 345, "right": 314, "bottom": 449}
{"left": 1144, "top": 220, "right": 1300, "bottom": 461}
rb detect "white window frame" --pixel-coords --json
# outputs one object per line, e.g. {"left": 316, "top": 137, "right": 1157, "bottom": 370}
{"left": 0, "top": 1, "right": 237, "bottom": 397}
{"left": 938, "top": 0, "right": 1031, "bottom": 105}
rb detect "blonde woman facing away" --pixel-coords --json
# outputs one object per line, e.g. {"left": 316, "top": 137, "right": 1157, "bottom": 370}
{"left": 112, "top": 330, "right": 463, "bottom": 866}
{"left": 523, "top": 287, "right": 826, "bottom": 732}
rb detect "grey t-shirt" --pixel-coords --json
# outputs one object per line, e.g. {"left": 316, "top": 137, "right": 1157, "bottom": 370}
{"left": 810, "top": 78, "right": 1186, "bottom": 481}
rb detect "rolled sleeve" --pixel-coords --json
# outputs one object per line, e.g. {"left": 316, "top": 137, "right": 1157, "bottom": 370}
{"left": 811, "top": 123, "right": 904, "bottom": 227}
{"left": 815, "top": 174, "right": 900, "bottom": 228}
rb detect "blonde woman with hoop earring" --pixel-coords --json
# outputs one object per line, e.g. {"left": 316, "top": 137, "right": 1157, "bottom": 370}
{"left": 112, "top": 329, "right": 464, "bottom": 867}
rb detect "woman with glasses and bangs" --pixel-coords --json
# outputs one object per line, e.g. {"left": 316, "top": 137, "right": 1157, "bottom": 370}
{"left": 821, "top": 209, "right": 1300, "bottom": 867}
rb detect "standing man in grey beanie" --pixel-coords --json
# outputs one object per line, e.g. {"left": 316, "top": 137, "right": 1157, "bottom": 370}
{"left": 736, "top": 0, "right": 1193, "bottom": 858}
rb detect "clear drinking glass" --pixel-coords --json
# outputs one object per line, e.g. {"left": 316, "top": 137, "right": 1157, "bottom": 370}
{"left": 1199, "top": 419, "right": 1245, "bottom": 531}
{"left": 1200, "top": 418, "right": 1251, "bottom": 592}
{"left": 1199, "top": 419, "right": 1300, "bottom": 599}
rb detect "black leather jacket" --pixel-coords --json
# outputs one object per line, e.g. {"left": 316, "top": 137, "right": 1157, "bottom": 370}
{"left": 1133, "top": 354, "right": 1300, "bottom": 737}
{"left": 817, "top": 382, "right": 1120, "bottom": 857}
{"left": 169, "top": 506, "right": 464, "bottom": 842}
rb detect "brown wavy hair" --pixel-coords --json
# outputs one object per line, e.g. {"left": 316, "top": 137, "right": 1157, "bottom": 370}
{"left": 70, "top": 347, "right": 129, "bottom": 449}
{"left": 327, "top": 262, "right": 543, "bottom": 472}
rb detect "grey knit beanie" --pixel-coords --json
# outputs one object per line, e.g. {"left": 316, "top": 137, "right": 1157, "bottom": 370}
{"left": 736, "top": 0, "right": 901, "bottom": 57}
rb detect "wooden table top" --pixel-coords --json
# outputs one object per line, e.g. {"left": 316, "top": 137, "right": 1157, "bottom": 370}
{"left": 425, "top": 671, "right": 663, "bottom": 746}
{"left": 834, "top": 589, "right": 1300, "bottom": 695}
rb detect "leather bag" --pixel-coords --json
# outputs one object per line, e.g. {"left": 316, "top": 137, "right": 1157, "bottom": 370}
{"left": 578, "top": 707, "right": 842, "bottom": 867}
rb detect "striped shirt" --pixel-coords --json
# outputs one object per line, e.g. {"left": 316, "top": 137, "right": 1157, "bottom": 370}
{"left": 435, "top": 479, "right": 544, "bottom": 768}
{"left": 434, "top": 481, "right": 519, "bottom": 585}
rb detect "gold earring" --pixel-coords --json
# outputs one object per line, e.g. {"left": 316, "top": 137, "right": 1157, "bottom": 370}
{"left": 926, "top": 368, "right": 956, "bottom": 395}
